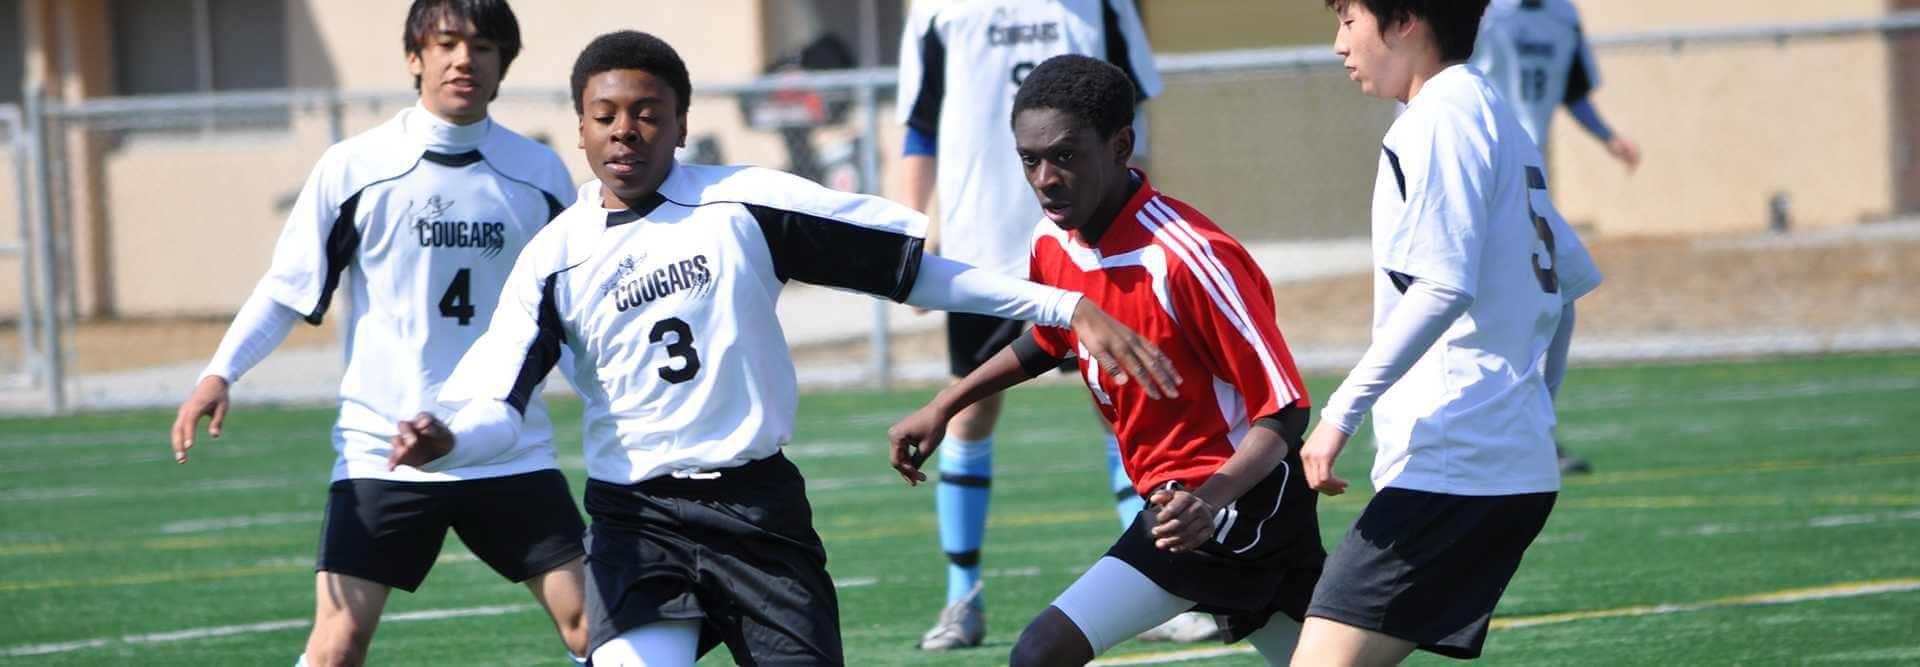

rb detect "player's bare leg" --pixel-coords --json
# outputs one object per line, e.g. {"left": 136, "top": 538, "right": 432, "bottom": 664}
{"left": 523, "top": 555, "right": 590, "bottom": 659}
{"left": 304, "top": 571, "right": 391, "bottom": 667}
{"left": 1009, "top": 606, "right": 1095, "bottom": 667}
{"left": 1289, "top": 617, "right": 1416, "bottom": 667}
{"left": 950, "top": 390, "right": 1005, "bottom": 441}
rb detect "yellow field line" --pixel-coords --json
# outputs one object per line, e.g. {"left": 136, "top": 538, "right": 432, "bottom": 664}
{"left": 0, "top": 563, "right": 309, "bottom": 593}
{"left": 1089, "top": 577, "right": 1920, "bottom": 666}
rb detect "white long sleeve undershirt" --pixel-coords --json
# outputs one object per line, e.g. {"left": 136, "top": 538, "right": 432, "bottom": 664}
{"left": 200, "top": 285, "right": 302, "bottom": 385}
{"left": 1320, "top": 279, "right": 1474, "bottom": 436}
{"left": 428, "top": 250, "right": 1083, "bottom": 471}
{"left": 903, "top": 253, "right": 1083, "bottom": 328}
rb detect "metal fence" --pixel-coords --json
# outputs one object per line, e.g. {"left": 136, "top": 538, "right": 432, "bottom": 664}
{"left": 9, "top": 12, "right": 1920, "bottom": 414}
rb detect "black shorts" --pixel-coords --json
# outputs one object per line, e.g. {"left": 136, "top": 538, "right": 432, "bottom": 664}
{"left": 316, "top": 469, "right": 586, "bottom": 593}
{"left": 1306, "top": 488, "right": 1557, "bottom": 659}
{"left": 947, "top": 312, "right": 1076, "bottom": 377}
{"left": 581, "top": 452, "right": 841, "bottom": 665}
{"left": 1106, "top": 454, "right": 1327, "bottom": 643}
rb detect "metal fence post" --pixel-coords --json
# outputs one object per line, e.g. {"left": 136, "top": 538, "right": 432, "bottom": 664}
{"left": 6, "top": 105, "right": 42, "bottom": 390}
{"left": 857, "top": 0, "right": 891, "bottom": 391}
{"left": 24, "top": 86, "right": 67, "bottom": 413}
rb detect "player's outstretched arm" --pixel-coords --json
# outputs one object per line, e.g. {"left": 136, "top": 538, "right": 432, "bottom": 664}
{"left": 1151, "top": 411, "right": 1303, "bottom": 552}
{"left": 170, "top": 286, "right": 301, "bottom": 463}
{"left": 889, "top": 337, "right": 1056, "bottom": 485}
{"left": 1067, "top": 299, "right": 1180, "bottom": 400}
{"left": 171, "top": 376, "right": 230, "bottom": 463}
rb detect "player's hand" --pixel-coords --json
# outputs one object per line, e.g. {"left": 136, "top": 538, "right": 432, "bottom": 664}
{"left": 1068, "top": 299, "right": 1180, "bottom": 400}
{"left": 887, "top": 404, "right": 950, "bottom": 486}
{"left": 1607, "top": 136, "right": 1642, "bottom": 172}
{"left": 1300, "top": 423, "right": 1351, "bottom": 496}
{"left": 1148, "top": 484, "right": 1218, "bottom": 553}
{"left": 387, "top": 412, "right": 455, "bottom": 470}
{"left": 170, "top": 375, "right": 231, "bottom": 464}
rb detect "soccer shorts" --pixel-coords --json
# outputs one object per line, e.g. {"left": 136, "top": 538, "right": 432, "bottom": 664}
{"left": 1104, "top": 453, "right": 1327, "bottom": 642}
{"left": 947, "top": 312, "right": 1077, "bottom": 377}
{"left": 316, "top": 469, "right": 586, "bottom": 593}
{"left": 580, "top": 452, "right": 842, "bottom": 665}
{"left": 1306, "top": 488, "right": 1557, "bottom": 659}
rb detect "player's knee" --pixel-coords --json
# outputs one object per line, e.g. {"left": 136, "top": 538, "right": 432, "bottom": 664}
{"left": 1010, "top": 609, "right": 1094, "bottom": 667}
{"left": 303, "top": 623, "right": 373, "bottom": 667}
{"left": 558, "top": 614, "right": 590, "bottom": 657}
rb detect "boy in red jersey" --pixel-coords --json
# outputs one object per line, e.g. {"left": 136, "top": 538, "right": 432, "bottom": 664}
{"left": 888, "top": 55, "right": 1325, "bottom": 667}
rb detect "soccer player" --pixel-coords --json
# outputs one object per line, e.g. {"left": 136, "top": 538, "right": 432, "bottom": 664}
{"left": 1292, "top": 0, "right": 1602, "bottom": 663}
{"left": 1472, "top": 0, "right": 1640, "bottom": 171}
{"left": 894, "top": 0, "right": 1188, "bottom": 648}
{"left": 167, "top": 2, "right": 588, "bottom": 665}
{"left": 383, "top": 31, "right": 1177, "bottom": 666}
{"left": 888, "top": 55, "right": 1325, "bottom": 667}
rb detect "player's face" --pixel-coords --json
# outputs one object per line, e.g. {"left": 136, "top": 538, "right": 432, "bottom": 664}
{"left": 578, "top": 69, "right": 687, "bottom": 209}
{"left": 406, "top": 18, "right": 502, "bottom": 124}
{"left": 1013, "top": 108, "right": 1133, "bottom": 234}
{"left": 1332, "top": 2, "right": 1412, "bottom": 101}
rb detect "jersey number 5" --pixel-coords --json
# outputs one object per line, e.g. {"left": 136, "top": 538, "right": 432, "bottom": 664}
{"left": 1524, "top": 167, "right": 1559, "bottom": 294}
{"left": 439, "top": 268, "right": 476, "bottom": 325}
{"left": 649, "top": 317, "right": 702, "bottom": 383}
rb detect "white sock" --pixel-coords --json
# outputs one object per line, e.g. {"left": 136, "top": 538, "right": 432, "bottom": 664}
{"left": 589, "top": 620, "right": 701, "bottom": 666}
{"left": 568, "top": 651, "right": 588, "bottom": 665}
{"left": 293, "top": 655, "right": 310, "bottom": 667}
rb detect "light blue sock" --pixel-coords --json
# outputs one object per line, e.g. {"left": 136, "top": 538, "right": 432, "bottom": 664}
{"left": 1106, "top": 434, "right": 1145, "bottom": 527}
{"left": 936, "top": 435, "right": 992, "bottom": 606}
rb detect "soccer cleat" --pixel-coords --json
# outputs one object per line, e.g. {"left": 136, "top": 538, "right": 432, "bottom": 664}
{"left": 1136, "top": 611, "right": 1221, "bottom": 643}
{"left": 918, "top": 582, "right": 985, "bottom": 650}
{"left": 1556, "top": 443, "right": 1593, "bottom": 475}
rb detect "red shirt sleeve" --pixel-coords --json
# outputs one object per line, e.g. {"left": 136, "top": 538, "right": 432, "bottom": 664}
{"left": 1169, "top": 234, "right": 1309, "bottom": 420}
{"left": 1028, "top": 242, "right": 1073, "bottom": 359}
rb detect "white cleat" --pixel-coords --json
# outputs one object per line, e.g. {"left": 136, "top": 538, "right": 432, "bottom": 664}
{"left": 917, "top": 582, "right": 986, "bottom": 650}
{"left": 1136, "top": 611, "right": 1222, "bottom": 643}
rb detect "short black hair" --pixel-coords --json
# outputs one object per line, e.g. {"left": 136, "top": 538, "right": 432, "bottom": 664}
{"left": 1010, "top": 55, "right": 1135, "bottom": 140}
{"left": 403, "top": 0, "right": 523, "bottom": 89}
{"left": 1326, "top": 0, "right": 1490, "bottom": 62}
{"left": 571, "top": 31, "right": 693, "bottom": 115}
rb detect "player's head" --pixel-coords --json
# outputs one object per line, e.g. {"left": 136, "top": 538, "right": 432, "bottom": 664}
{"left": 1009, "top": 55, "right": 1137, "bottom": 234}
{"left": 572, "top": 31, "right": 692, "bottom": 207}
{"left": 1326, "top": 0, "right": 1489, "bottom": 102}
{"left": 403, "top": 0, "right": 522, "bottom": 122}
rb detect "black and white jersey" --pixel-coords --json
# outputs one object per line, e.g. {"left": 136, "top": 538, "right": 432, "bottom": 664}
{"left": 1471, "top": 0, "right": 1600, "bottom": 146}
{"left": 896, "top": 0, "right": 1162, "bottom": 277}
{"left": 438, "top": 163, "right": 934, "bottom": 484}
{"left": 260, "top": 106, "right": 574, "bottom": 482}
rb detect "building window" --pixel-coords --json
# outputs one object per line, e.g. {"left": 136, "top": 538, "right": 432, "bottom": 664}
{"left": 109, "top": 0, "right": 289, "bottom": 133}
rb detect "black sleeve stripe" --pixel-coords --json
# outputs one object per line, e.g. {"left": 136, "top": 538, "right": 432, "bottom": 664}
{"left": 505, "top": 272, "right": 569, "bottom": 415}
{"left": 1102, "top": 0, "right": 1150, "bottom": 104}
{"left": 542, "top": 192, "right": 566, "bottom": 222}
{"left": 304, "top": 191, "right": 364, "bottom": 325}
{"left": 1252, "top": 404, "right": 1309, "bottom": 450}
{"left": 742, "top": 203, "right": 926, "bottom": 302}
{"left": 1011, "top": 330, "right": 1065, "bottom": 378}
{"left": 905, "top": 14, "right": 945, "bottom": 136}
{"left": 1564, "top": 37, "right": 1595, "bottom": 103}
{"left": 477, "top": 155, "right": 569, "bottom": 224}
{"left": 1383, "top": 146, "right": 1407, "bottom": 201}
{"left": 1387, "top": 270, "right": 1414, "bottom": 294}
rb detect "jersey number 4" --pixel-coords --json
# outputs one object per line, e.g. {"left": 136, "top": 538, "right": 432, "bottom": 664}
{"left": 1524, "top": 167, "right": 1559, "bottom": 294}
{"left": 439, "top": 268, "right": 476, "bottom": 325}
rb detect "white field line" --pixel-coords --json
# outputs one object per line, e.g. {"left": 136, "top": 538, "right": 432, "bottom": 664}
{"left": 159, "top": 512, "right": 314, "bottom": 534}
{"left": 0, "top": 604, "right": 537, "bottom": 657}
{"left": 1089, "top": 578, "right": 1920, "bottom": 666}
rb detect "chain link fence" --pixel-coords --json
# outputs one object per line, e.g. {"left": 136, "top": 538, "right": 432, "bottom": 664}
{"left": 7, "top": 13, "right": 1920, "bottom": 414}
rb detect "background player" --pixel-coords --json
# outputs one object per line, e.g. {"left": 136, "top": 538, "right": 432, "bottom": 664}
{"left": 167, "top": 2, "right": 588, "bottom": 664}
{"left": 893, "top": 0, "right": 1194, "bottom": 648}
{"left": 384, "top": 31, "right": 1179, "bottom": 666}
{"left": 1473, "top": 0, "right": 1634, "bottom": 473}
{"left": 1293, "top": 0, "right": 1602, "bottom": 663}
{"left": 889, "top": 55, "right": 1324, "bottom": 666}
{"left": 1473, "top": 0, "right": 1640, "bottom": 171}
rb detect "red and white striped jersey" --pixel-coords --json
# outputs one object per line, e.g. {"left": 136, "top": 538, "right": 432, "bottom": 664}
{"left": 1029, "top": 171, "right": 1309, "bottom": 495}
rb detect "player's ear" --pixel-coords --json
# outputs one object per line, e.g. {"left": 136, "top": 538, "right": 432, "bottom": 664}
{"left": 406, "top": 50, "right": 425, "bottom": 79}
{"left": 577, "top": 114, "right": 587, "bottom": 150}
{"left": 1111, "top": 126, "right": 1135, "bottom": 166}
{"left": 676, "top": 112, "right": 689, "bottom": 148}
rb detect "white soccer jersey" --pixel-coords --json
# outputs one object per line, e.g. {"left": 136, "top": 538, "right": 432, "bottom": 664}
{"left": 896, "top": 0, "right": 1162, "bottom": 277}
{"left": 260, "top": 106, "right": 574, "bottom": 482}
{"left": 439, "top": 163, "right": 940, "bottom": 484}
{"left": 1366, "top": 64, "right": 1602, "bottom": 495}
{"left": 1470, "top": 0, "right": 1599, "bottom": 146}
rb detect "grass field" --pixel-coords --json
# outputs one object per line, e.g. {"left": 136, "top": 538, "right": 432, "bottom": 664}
{"left": 2, "top": 353, "right": 1917, "bottom": 665}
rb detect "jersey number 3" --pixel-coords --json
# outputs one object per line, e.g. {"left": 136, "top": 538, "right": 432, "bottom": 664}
{"left": 649, "top": 317, "right": 702, "bottom": 383}
{"left": 1524, "top": 167, "right": 1559, "bottom": 294}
